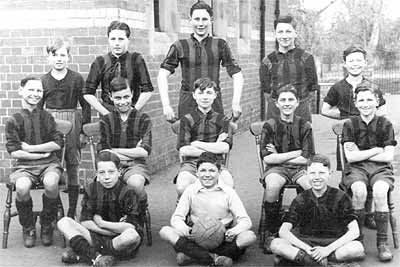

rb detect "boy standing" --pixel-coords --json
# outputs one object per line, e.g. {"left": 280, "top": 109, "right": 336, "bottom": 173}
{"left": 342, "top": 85, "right": 397, "bottom": 262}
{"left": 271, "top": 154, "right": 365, "bottom": 266}
{"left": 260, "top": 15, "right": 319, "bottom": 122}
{"left": 260, "top": 84, "right": 315, "bottom": 250}
{"left": 159, "top": 152, "right": 256, "bottom": 267}
{"left": 40, "top": 37, "right": 90, "bottom": 218}
{"left": 84, "top": 21, "right": 153, "bottom": 116}
{"left": 58, "top": 151, "right": 142, "bottom": 267}
{"left": 176, "top": 77, "right": 234, "bottom": 197}
{"left": 97, "top": 76, "right": 151, "bottom": 220}
{"left": 5, "top": 77, "right": 64, "bottom": 247}
{"left": 158, "top": 1, "right": 243, "bottom": 120}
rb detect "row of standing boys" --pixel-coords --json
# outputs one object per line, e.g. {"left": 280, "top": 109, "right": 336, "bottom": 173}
{"left": 4, "top": 1, "right": 397, "bottom": 266}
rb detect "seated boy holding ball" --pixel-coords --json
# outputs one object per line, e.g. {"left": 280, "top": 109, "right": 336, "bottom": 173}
{"left": 159, "top": 152, "right": 256, "bottom": 266}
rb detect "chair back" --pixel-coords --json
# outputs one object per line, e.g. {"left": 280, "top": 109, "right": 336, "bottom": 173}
{"left": 332, "top": 121, "right": 346, "bottom": 173}
{"left": 55, "top": 119, "right": 73, "bottom": 167}
{"left": 249, "top": 121, "right": 267, "bottom": 180}
{"left": 82, "top": 121, "right": 101, "bottom": 187}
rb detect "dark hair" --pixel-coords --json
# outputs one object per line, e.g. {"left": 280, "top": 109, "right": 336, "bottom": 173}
{"left": 110, "top": 76, "right": 130, "bottom": 93}
{"left": 96, "top": 151, "right": 120, "bottom": 169}
{"left": 190, "top": 1, "right": 213, "bottom": 17}
{"left": 46, "top": 37, "right": 71, "bottom": 55}
{"left": 274, "top": 15, "right": 296, "bottom": 30}
{"left": 196, "top": 152, "right": 221, "bottom": 170}
{"left": 354, "top": 81, "right": 380, "bottom": 100}
{"left": 193, "top": 77, "right": 217, "bottom": 92}
{"left": 276, "top": 84, "right": 298, "bottom": 100}
{"left": 307, "top": 154, "right": 330, "bottom": 169}
{"left": 343, "top": 45, "right": 367, "bottom": 61}
{"left": 107, "top": 21, "right": 131, "bottom": 38}
{"left": 20, "top": 76, "right": 41, "bottom": 87}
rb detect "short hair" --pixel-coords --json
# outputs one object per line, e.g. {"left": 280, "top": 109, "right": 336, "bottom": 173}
{"left": 274, "top": 15, "right": 297, "bottom": 30}
{"left": 96, "top": 151, "right": 120, "bottom": 169}
{"left": 307, "top": 154, "right": 331, "bottom": 169}
{"left": 110, "top": 76, "right": 130, "bottom": 93}
{"left": 193, "top": 77, "right": 217, "bottom": 92}
{"left": 196, "top": 152, "right": 221, "bottom": 170}
{"left": 343, "top": 45, "right": 367, "bottom": 61}
{"left": 107, "top": 21, "right": 131, "bottom": 38}
{"left": 20, "top": 76, "right": 41, "bottom": 87}
{"left": 276, "top": 84, "right": 298, "bottom": 100}
{"left": 46, "top": 37, "right": 71, "bottom": 55}
{"left": 190, "top": 1, "right": 213, "bottom": 17}
{"left": 354, "top": 81, "right": 380, "bottom": 100}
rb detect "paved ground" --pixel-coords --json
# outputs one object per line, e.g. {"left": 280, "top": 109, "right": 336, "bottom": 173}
{"left": 1, "top": 95, "right": 400, "bottom": 266}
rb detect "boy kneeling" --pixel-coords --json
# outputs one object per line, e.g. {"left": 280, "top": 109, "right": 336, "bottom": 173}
{"left": 58, "top": 151, "right": 142, "bottom": 267}
{"left": 342, "top": 85, "right": 397, "bottom": 262}
{"left": 160, "top": 152, "right": 256, "bottom": 266}
{"left": 271, "top": 154, "right": 365, "bottom": 266}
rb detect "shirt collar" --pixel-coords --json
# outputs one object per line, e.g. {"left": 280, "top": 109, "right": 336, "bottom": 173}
{"left": 190, "top": 33, "right": 211, "bottom": 46}
{"left": 277, "top": 46, "right": 296, "bottom": 55}
{"left": 193, "top": 179, "right": 229, "bottom": 193}
{"left": 109, "top": 51, "right": 128, "bottom": 62}
{"left": 359, "top": 114, "right": 378, "bottom": 125}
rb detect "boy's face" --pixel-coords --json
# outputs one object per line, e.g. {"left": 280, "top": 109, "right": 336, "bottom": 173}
{"left": 97, "top": 161, "right": 120, "bottom": 189}
{"left": 108, "top": 29, "right": 129, "bottom": 57}
{"left": 193, "top": 87, "right": 217, "bottom": 110}
{"left": 48, "top": 46, "right": 69, "bottom": 71}
{"left": 355, "top": 90, "right": 378, "bottom": 117}
{"left": 307, "top": 162, "right": 330, "bottom": 192}
{"left": 344, "top": 52, "right": 366, "bottom": 77}
{"left": 275, "top": 91, "right": 298, "bottom": 117}
{"left": 110, "top": 87, "right": 133, "bottom": 114}
{"left": 19, "top": 80, "right": 43, "bottom": 106}
{"left": 190, "top": 9, "right": 212, "bottom": 37}
{"left": 197, "top": 162, "right": 220, "bottom": 189}
{"left": 275, "top": 23, "right": 297, "bottom": 49}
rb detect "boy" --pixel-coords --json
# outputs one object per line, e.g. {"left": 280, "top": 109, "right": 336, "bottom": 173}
{"left": 158, "top": 1, "right": 243, "bottom": 120}
{"left": 260, "top": 84, "right": 315, "bottom": 251}
{"left": 342, "top": 85, "right": 397, "bottom": 262}
{"left": 57, "top": 151, "right": 142, "bottom": 267}
{"left": 97, "top": 76, "right": 151, "bottom": 222}
{"left": 40, "top": 37, "right": 91, "bottom": 218}
{"left": 84, "top": 21, "right": 153, "bottom": 116}
{"left": 159, "top": 152, "right": 256, "bottom": 267}
{"left": 5, "top": 77, "right": 64, "bottom": 247}
{"left": 271, "top": 154, "right": 365, "bottom": 266}
{"left": 322, "top": 45, "right": 386, "bottom": 119}
{"left": 260, "top": 15, "right": 319, "bottom": 122}
{"left": 176, "top": 77, "right": 233, "bottom": 197}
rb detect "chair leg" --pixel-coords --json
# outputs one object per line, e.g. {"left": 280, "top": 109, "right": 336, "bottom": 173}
{"left": 388, "top": 191, "right": 399, "bottom": 249}
{"left": 258, "top": 194, "right": 266, "bottom": 249}
{"left": 145, "top": 207, "right": 152, "bottom": 246}
{"left": 2, "top": 185, "right": 13, "bottom": 249}
{"left": 57, "top": 196, "right": 66, "bottom": 248}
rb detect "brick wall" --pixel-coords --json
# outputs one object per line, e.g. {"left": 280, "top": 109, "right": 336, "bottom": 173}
{"left": 0, "top": 0, "right": 286, "bottom": 182}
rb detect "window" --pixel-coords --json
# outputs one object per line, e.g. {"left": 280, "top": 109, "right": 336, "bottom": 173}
{"left": 154, "top": 0, "right": 161, "bottom": 32}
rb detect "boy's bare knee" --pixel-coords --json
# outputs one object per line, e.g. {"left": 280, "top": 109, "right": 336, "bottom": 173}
{"left": 122, "top": 228, "right": 140, "bottom": 244}
{"left": 126, "top": 175, "right": 145, "bottom": 193}
{"left": 15, "top": 178, "right": 31, "bottom": 195}
{"left": 57, "top": 216, "right": 75, "bottom": 230}
{"left": 236, "top": 230, "right": 256, "bottom": 248}
{"left": 270, "top": 238, "right": 286, "bottom": 254}
{"left": 176, "top": 172, "right": 196, "bottom": 194}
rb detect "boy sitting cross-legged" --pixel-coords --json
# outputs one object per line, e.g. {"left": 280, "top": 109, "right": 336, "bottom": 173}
{"left": 57, "top": 151, "right": 142, "bottom": 267}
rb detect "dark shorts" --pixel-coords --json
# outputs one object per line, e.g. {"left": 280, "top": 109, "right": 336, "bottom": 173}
{"left": 89, "top": 229, "right": 143, "bottom": 260}
{"left": 266, "top": 96, "right": 312, "bottom": 122}
{"left": 263, "top": 165, "right": 307, "bottom": 183}
{"left": 343, "top": 161, "right": 395, "bottom": 190}
{"left": 9, "top": 163, "right": 63, "bottom": 185}
{"left": 120, "top": 160, "right": 151, "bottom": 185}
{"left": 296, "top": 234, "right": 336, "bottom": 247}
{"left": 178, "top": 90, "right": 223, "bottom": 118}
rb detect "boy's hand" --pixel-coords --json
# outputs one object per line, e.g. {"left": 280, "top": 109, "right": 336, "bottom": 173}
{"left": 79, "top": 134, "right": 87, "bottom": 148}
{"left": 265, "top": 143, "right": 277, "bottom": 153}
{"left": 310, "top": 246, "right": 331, "bottom": 262}
{"left": 224, "top": 229, "right": 237, "bottom": 242}
{"left": 163, "top": 106, "right": 176, "bottom": 121}
{"left": 93, "top": 214, "right": 104, "bottom": 228}
{"left": 217, "top": 132, "right": 229, "bottom": 142}
{"left": 232, "top": 104, "right": 242, "bottom": 119}
{"left": 21, "top": 142, "right": 32, "bottom": 152}
{"left": 41, "top": 152, "right": 51, "bottom": 158}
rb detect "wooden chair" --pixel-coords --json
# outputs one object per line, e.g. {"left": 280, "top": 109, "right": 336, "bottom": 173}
{"left": 2, "top": 119, "right": 72, "bottom": 249}
{"left": 249, "top": 121, "right": 302, "bottom": 251}
{"left": 332, "top": 121, "right": 399, "bottom": 249}
{"left": 82, "top": 122, "right": 152, "bottom": 246}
